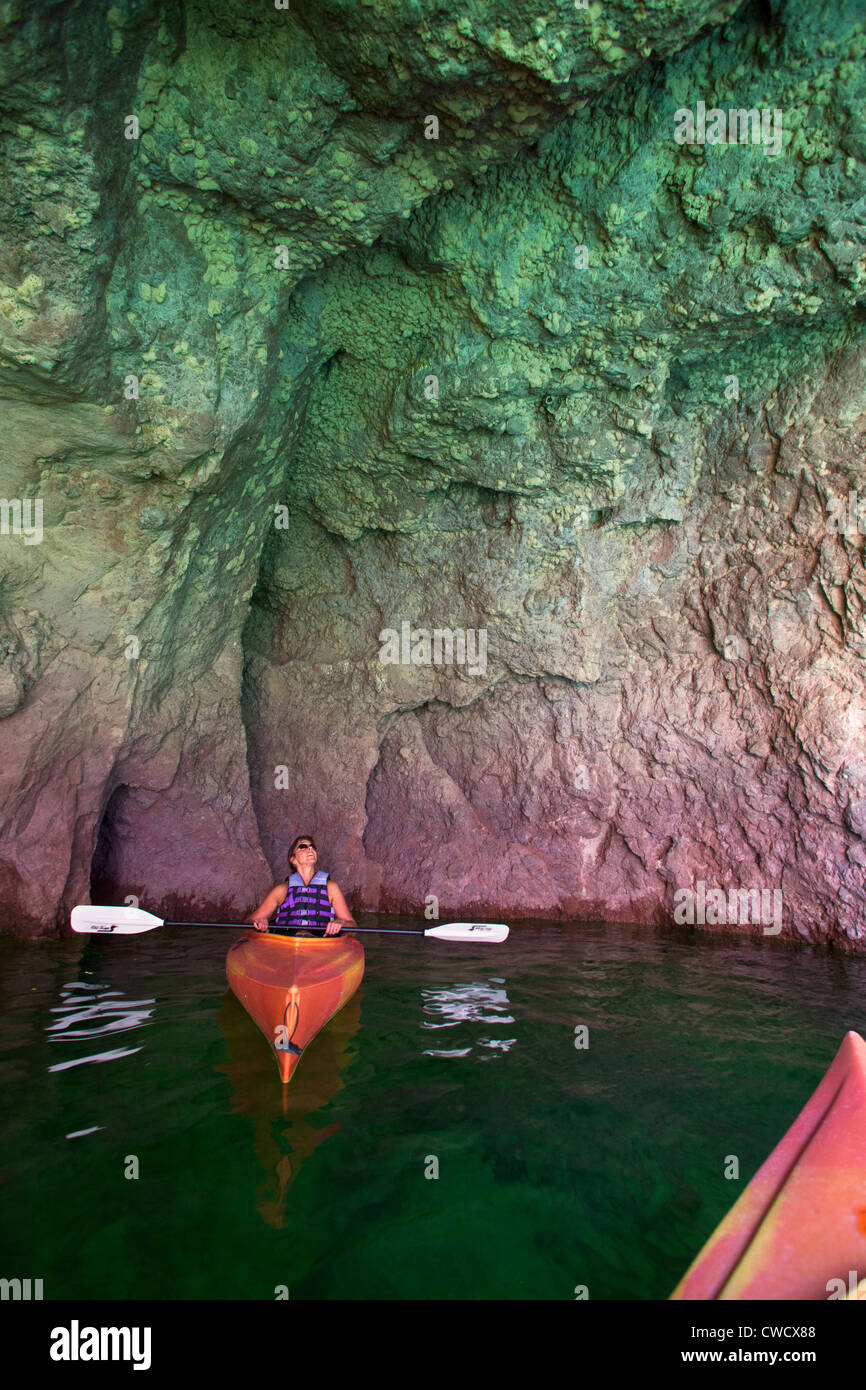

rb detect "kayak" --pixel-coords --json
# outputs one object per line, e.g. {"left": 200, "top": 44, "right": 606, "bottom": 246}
{"left": 671, "top": 1030, "right": 866, "bottom": 1300}
{"left": 226, "top": 930, "right": 364, "bottom": 1084}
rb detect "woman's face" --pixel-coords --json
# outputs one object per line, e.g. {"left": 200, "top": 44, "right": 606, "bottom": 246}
{"left": 291, "top": 838, "right": 317, "bottom": 872}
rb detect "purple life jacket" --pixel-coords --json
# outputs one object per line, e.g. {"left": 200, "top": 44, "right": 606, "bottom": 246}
{"left": 274, "top": 870, "right": 333, "bottom": 930}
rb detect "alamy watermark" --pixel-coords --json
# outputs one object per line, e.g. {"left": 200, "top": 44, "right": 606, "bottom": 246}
{"left": 673, "top": 881, "right": 782, "bottom": 934}
{"left": 379, "top": 622, "right": 487, "bottom": 676}
{"left": 674, "top": 101, "right": 783, "bottom": 158}
{"left": 827, "top": 490, "right": 866, "bottom": 535}
{"left": 1, "top": 1277, "right": 43, "bottom": 1299}
{"left": 827, "top": 1270, "right": 865, "bottom": 1300}
{"left": 49, "top": 1321, "right": 151, "bottom": 1370}
{"left": 0, "top": 497, "right": 43, "bottom": 545}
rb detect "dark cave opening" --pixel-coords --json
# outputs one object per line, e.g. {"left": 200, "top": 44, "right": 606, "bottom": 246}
{"left": 89, "top": 784, "right": 132, "bottom": 906}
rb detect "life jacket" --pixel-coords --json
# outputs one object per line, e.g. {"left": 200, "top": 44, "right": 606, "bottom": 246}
{"left": 274, "top": 870, "right": 333, "bottom": 931}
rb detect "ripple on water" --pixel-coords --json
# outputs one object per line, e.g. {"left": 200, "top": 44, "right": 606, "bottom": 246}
{"left": 420, "top": 979, "right": 517, "bottom": 1058}
{"left": 45, "top": 980, "right": 155, "bottom": 1071}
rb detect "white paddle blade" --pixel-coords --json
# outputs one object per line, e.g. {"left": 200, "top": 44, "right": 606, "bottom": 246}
{"left": 70, "top": 905, "right": 164, "bottom": 935}
{"left": 424, "top": 922, "right": 509, "bottom": 943}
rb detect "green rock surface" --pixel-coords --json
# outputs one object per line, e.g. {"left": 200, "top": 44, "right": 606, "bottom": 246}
{"left": 1, "top": 0, "right": 865, "bottom": 945}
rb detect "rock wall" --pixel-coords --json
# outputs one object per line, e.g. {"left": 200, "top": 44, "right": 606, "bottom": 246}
{"left": 1, "top": 0, "right": 865, "bottom": 946}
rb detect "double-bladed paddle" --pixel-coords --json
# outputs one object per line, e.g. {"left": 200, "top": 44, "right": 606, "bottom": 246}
{"left": 70, "top": 904, "right": 509, "bottom": 944}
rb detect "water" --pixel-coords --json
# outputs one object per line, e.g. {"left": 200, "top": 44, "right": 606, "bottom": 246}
{"left": 1, "top": 920, "right": 864, "bottom": 1300}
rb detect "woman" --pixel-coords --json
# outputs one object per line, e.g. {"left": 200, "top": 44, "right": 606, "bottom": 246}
{"left": 246, "top": 834, "right": 356, "bottom": 936}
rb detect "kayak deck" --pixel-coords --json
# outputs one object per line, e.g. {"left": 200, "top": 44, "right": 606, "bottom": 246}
{"left": 226, "top": 931, "right": 364, "bottom": 1084}
{"left": 671, "top": 1030, "right": 866, "bottom": 1299}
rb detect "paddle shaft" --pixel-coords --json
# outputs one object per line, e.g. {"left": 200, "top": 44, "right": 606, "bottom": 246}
{"left": 165, "top": 920, "right": 433, "bottom": 936}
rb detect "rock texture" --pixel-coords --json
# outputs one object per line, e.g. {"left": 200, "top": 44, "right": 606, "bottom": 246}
{"left": 1, "top": 0, "right": 866, "bottom": 946}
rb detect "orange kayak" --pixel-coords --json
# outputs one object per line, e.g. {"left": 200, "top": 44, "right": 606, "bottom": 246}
{"left": 226, "top": 931, "right": 364, "bottom": 1084}
{"left": 671, "top": 1030, "right": 866, "bottom": 1300}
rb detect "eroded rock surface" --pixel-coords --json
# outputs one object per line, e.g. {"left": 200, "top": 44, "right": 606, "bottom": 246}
{"left": 1, "top": 0, "right": 865, "bottom": 946}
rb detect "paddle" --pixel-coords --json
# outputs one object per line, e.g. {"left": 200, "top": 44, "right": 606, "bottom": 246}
{"left": 70, "top": 904, "right": 509, "bottom": 944}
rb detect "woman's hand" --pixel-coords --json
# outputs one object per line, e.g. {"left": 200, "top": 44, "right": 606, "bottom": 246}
{"left": 324, "top": 919, "right": 346, "bottom": 936}
{"left": 246, "top": 885, "right": 287, "bottom": 933}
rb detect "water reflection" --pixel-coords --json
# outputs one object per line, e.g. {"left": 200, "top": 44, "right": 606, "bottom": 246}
{"left": 46, "top": 980, "right": 155, "bottom": 1071}
{"left": 421, "top": 980, "right": 517, "bottom": 1058}
{"left": 216, "top": 989, "right": 362, "bottom": 1229}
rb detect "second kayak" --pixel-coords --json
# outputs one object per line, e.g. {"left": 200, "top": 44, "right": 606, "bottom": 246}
{"left": 671, "top": 1029, "right": 866, "bottom": 1300}
{"left": 226, "top": 930, "right": 365, "bottom": 1084}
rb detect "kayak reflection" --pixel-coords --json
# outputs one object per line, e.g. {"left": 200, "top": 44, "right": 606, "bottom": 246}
{"left": 420, "top": 979, "right": 517, "bottom": 1058}
{"left": 216, "top": 987, "right": 362, "bottom": 1230}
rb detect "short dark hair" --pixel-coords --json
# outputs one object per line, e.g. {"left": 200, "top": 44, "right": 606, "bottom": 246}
{"left": 288, "top": 833, "right": 317, "bottom": 872}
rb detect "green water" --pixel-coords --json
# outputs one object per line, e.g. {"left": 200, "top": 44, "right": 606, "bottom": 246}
{"left": 1, "top": 920, "right": 864, "bottom": 1300}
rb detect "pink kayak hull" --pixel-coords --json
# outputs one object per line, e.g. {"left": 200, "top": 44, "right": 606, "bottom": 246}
{"left": 671, "top": 1030, "right": 866, "bottom": 1300}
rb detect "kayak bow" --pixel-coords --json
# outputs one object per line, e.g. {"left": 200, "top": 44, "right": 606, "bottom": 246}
{"left": 226, "top": 930, "right": 365, "bottom": 1084}
{"left": 671, "top": 1030, "right": 866, "bottom": 1300}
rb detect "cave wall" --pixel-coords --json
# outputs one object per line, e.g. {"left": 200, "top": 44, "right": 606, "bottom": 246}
{"left": 1, "top": 0, "right": 865, "bottom": 945}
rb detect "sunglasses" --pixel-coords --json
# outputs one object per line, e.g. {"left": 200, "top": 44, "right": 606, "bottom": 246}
{"left": 294, "top": 842, "right": 315, "bottom": 851}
